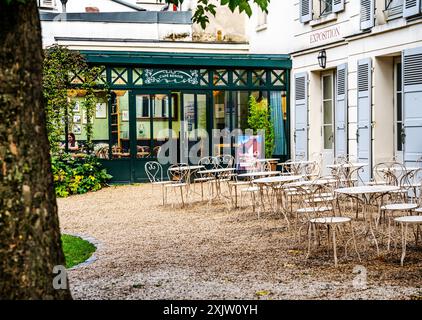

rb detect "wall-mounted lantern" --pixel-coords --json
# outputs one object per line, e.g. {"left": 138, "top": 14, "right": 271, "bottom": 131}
{"left": 318, "top": 49, "right": 327, "bottom": 69}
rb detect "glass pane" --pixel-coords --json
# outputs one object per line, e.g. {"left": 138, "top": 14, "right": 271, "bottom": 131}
{"left": 200, "top": 69, "right": 209, "bottom": 86}
{"left": 271, "top": 70, "right": 285, "bottom": 85}
{"left": 397, "top": 123, "right": 403, "bottom": 151}
{"left": 214, "top": 69, "right": 228, "bottom": 86}
{"left": 213, "top": 91, "right": 230, "bottom": 155}
{"left": 324, "top": 125, "right": 333, "bottom": 149}
{"left": 234, "top": 70, "right": 248, "bottom": 86}
{"left": 111, "top": 68, "right": 128, "bottom": 85}
{"left": 235, "top": 91, "right": 249, "bottom": 131}
{"left": 136, "top": 95, "right": 151, "bottom": 158}
{"left": 323, "top": 75, "right": 333, "bottom": 100}
{"left": 323, "top": 100, "right": 333, "bottom": 125}
{"left": 252, "top": 70, "right": 266, "bottom": 85}
{"left": 184, "top": 94, "right": 196, "bottom": 140}
{"left": 133, "top": 68, "right": 144, "bottom": 85}
{"left": 397, "top": 92, "right": 402, "bottom": 121}
{"left": 111, "top": 90, "right": 130, "bottom": 159}
{"left": 152, "top": 95, "right": 171, "bottom": 160}
{"left": 196, "top": 94, "right": 208, "bottom": 160}
{"left": 397, "top": 63, "right": 402, "bottom": 90}
{"left": 92, "top": 98, "right": 109, "bottom": 159}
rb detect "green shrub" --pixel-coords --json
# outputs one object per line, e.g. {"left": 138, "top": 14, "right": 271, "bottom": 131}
{"left": 51, "top": 154, "right": 112, "bottom": 197}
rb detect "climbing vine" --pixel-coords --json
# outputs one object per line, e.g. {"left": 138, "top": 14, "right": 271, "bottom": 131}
{"left": 43, "top": 45, "right": 106, "bottom": 154}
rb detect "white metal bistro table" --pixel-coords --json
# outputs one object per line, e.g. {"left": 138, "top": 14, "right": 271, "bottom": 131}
{"left": 237, "top": 171, "right": 280, "bottom": 179}
{"left": 197, "top": 168, "right": 236, "bottom": 202}
{"left": 255, "top": 158, "right": 280, "bottom": 165}
{"left": 326, "top": 162, "right": 368, "bottom": 170}
{"left": 335, "top": 185, "right": 400, "bottom": 255}
{"left": 327, "top": 163, "right": 368, "bottom": 186}
{"left": 278, "top": 160, "right": 316, "bottom": 175}
{"left": 168, "top": 165, "right": 205, "bottom": 198}
{"left": 252, "top": 175, "right": 303, "bottom": 224}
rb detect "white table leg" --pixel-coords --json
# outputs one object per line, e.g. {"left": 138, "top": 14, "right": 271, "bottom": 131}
{"left": 332, "top": 226, "right": 338, "bottom": 267}
{"left": 400, "top": 222, "right": 407, "bottom": 266}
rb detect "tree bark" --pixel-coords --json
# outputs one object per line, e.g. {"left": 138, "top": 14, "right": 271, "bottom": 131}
{"left": 0, "top": 0, "right": 72, "bottom": 299}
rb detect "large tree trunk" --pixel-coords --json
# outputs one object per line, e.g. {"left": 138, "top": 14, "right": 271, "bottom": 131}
{"left": 0, "top": 0, "right": 72, "bottom": 299}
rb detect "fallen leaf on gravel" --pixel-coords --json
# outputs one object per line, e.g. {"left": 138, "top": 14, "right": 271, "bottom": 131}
{"left": 283, "top": 263, "right": 295, "bottom": 268}
{"left": 255, "top": 290, "right": 271, "bottom": 297}
{"left": 288, "top": 250, "right": 302, "bottom": 255}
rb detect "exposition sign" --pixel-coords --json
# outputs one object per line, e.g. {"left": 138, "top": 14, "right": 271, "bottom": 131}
{"left": 143, "top": 69, "right": 199, "bottom": 85}
{"left": 310, "top": 26, "right": 341, "bottom": 45}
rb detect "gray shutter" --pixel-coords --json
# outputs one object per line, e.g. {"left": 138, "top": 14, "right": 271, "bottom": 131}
{"left": 357, "top": 58, "right": 372, "bottom": 182}
{"left": 294, "top": 73, "right": 309, "bottom": 160}
{"left": 299, "top": 0, "right": 313, "bottom": 23}
{"left": 403, "top": 46, "right": 422, "bottom": 166}
{"left": 360, "top": 0, "right": 375, "bottom": 30}
{"left": 403, "top": 0, "right": 421, "bottom": 18}
{"left": 335, "top": 63, "right": 348, "bottom": 157}
{"left": 333, "top": 0, "right": 345, "bottom": 13}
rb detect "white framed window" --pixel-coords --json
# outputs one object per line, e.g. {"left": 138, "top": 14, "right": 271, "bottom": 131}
{"left": 320, "top": 0, "right": 334, "bottom": 16}
{"left": 300, "top": 0, "right": 344, "bottom": 24}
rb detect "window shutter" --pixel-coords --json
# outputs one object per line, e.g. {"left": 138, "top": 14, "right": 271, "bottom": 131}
{"left": 357, "top": 58, "right": 373, "bottom": 181}
{"left": 360, "top": 0, "right": 375, "bottom": 30}
{"left": 333, "top": 0, "right": 345, "bottom": 13}
{"left": 299, "top": 0, "right": 313, "bottom": 23}
{"left": 294, "top": 73, "right": 309, "bottom": 160}
{"left": 403, "top": 0, "right": 421, "bottom": 18}
{"left": 402, "top": 47, "right": 422, "bottom": 166}
{"left": 335, "top": 63, "right": 348, "bottom": 157}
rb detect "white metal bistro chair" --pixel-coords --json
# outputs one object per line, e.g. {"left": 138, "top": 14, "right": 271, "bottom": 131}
{"left": 164, "top": 164, "right": 189, "bottom": 207}
{"left": 145, "top": 161, "right": 171, "bottom": 205}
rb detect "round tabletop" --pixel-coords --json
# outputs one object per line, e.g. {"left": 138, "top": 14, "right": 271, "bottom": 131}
{"left": 255, "top": 158, "right": 280, "bottom": 162}
{"left": 394, "top": 216, "right": 422, "bottom": 224}
{"left": 278, "top": 160, "right": 315, "bottom": 166}
{"left": 310, "top": 217, "right": 351, "bottom": 224}
{"left": 253, "top": 175, "right": 303, "bottom": 184}
{"left": 285, "top": 178, "right": 337, "bottom": 188}
{"left": 327, "top": 162, "right": 368, "bottom": 169}
{"left": 335, "top": 185, "right": 400, "bottom": 195}
{"left": 169, "top": 165, "right": 204, "bottom": 171}
{"left": 198, "top": 168, "right": 236, "bottom": 175}
{"left": 237, "top": 171, "right": 280, "bottom": 178}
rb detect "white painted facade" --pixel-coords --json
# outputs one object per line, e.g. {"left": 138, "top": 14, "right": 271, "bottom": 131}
{"left": 249, "top": 1, "right": 422, "bottom": 179}
{"left": 39, "top": 0, "right": 248, "bottom": 54}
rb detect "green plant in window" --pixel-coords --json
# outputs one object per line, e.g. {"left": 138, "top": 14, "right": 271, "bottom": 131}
{"left": 247, "top": 95, "right": 275, "bottom": 158}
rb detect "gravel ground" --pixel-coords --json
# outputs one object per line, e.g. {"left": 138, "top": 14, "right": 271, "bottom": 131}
{"left": 58, "top": 184, "right": 422, "bottom": 300}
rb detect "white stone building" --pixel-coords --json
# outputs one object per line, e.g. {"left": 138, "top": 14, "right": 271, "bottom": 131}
{"left": 249, "top": 0, "right": 422, "bottom": 179}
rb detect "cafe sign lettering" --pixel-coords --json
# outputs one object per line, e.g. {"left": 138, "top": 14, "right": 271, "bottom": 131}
{"left": 144, "top": 69, "right": 199, "bottom": 85}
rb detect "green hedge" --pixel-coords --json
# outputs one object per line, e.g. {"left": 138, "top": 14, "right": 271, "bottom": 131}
{"left": 52, "top": 154, "right": 112, "bottom": 198}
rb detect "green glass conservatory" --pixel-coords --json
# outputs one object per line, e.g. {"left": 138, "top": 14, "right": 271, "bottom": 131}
{"left": 69, "top": 51, "right": 292, "bottom": 183}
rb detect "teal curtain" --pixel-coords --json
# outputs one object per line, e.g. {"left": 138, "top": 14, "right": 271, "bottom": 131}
{"left": 270, "top": 92, "right": 287, "bottom": 155}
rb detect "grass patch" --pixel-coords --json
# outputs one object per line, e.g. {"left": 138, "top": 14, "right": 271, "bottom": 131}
{"left": 61, "top": 234, "right": 96, "bottom": 268}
